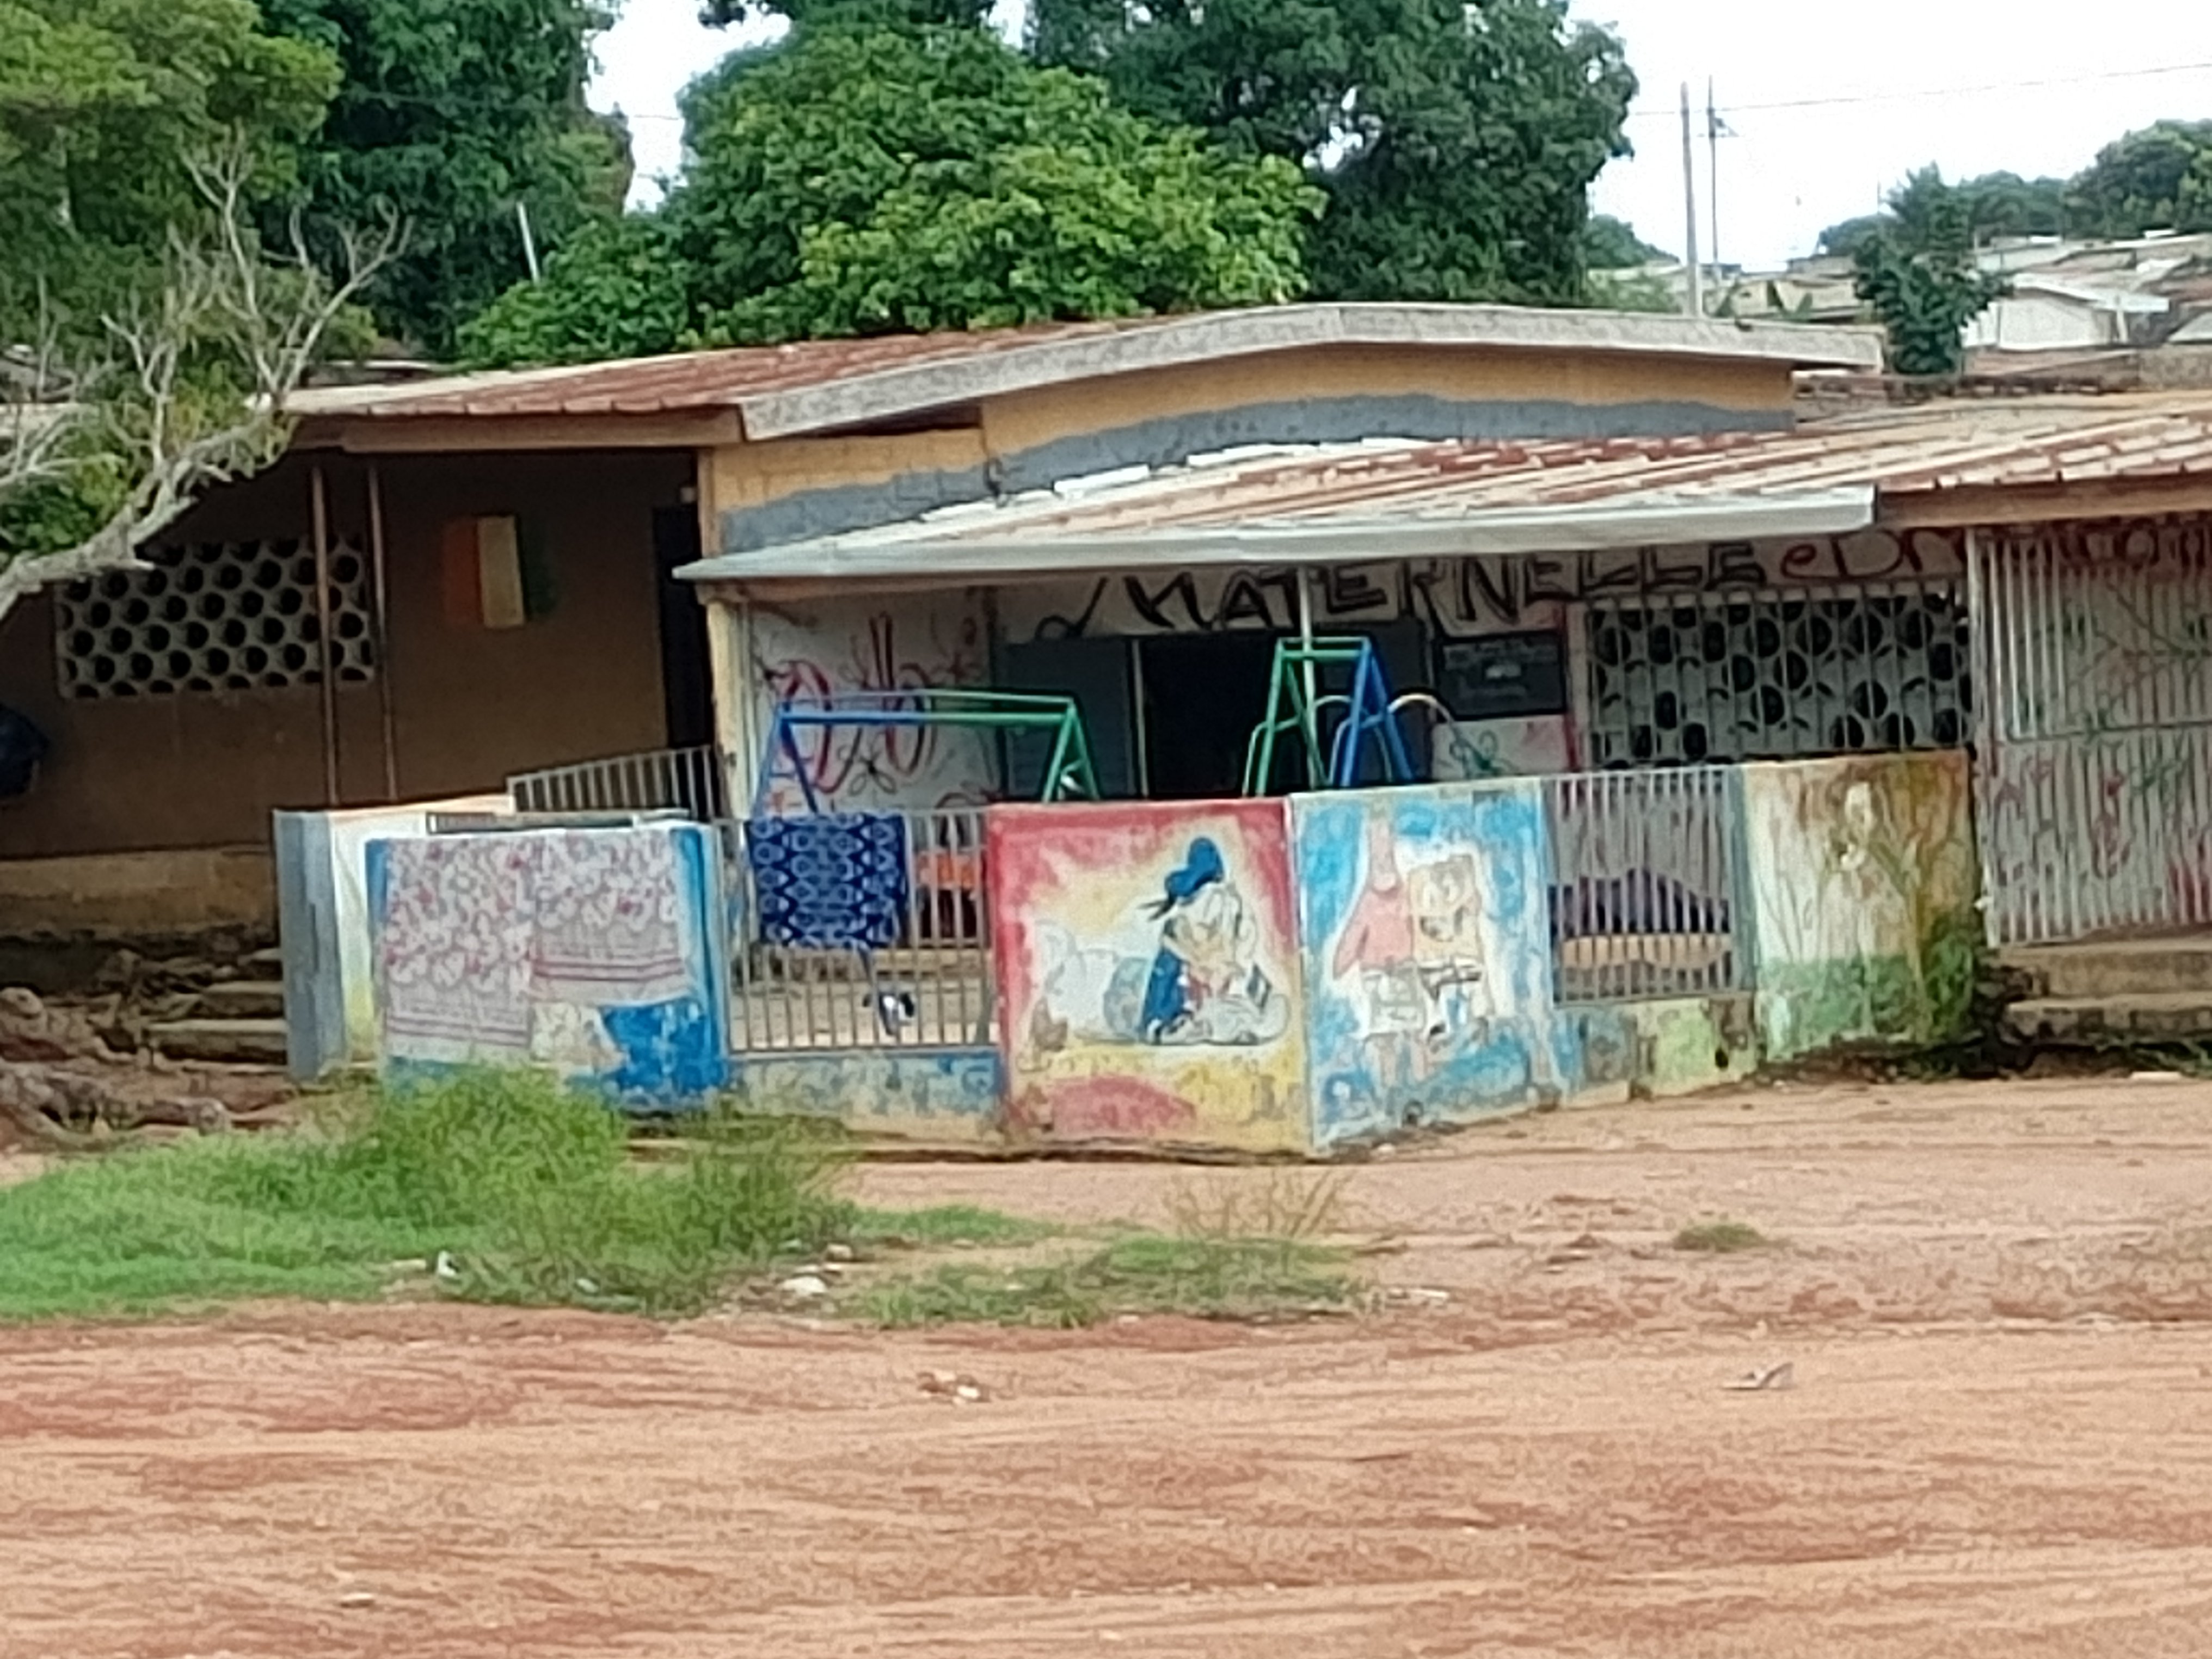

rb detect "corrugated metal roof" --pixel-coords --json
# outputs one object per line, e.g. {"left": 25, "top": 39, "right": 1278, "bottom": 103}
{"left": 680, "top": 391, "right": 2212, "bottom": 581}
{"left": 292, "top": 320, "right": 1129, "bottom": 420}
{"left": 291, "top": 303, "right": 1884, "bottom": 441}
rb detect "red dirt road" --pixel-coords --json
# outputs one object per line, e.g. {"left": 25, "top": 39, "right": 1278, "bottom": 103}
{"left": 11, "top": 1077, "right": 2212, "bottom": 1657}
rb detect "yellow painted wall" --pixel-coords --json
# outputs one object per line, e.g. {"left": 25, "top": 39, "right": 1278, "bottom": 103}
{"left": 979, "top": 343, "right": 1789, "bottom": 461}
{"left": 704, "top": 342, "right": 1793, "bottom": 519}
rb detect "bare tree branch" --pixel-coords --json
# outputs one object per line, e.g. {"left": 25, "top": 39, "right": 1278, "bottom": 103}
{"left": 0, "top": 133, "right": 400, "bottom": 629}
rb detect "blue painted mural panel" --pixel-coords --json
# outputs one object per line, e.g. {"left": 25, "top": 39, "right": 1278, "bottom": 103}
{"left": 1293, "top": 783, "right": 1577, "bottom": 1147}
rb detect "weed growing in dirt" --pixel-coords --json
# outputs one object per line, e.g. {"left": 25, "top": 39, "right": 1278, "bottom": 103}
{"left": 1164, "top": 1166, "right": 1350, "bottom": 1242}
{"left": 852, "top": 1205, "right": 1061, "bottom": 1249}
{"left": 1673, "top": 1219, "right": 1771, "bottom": 1254}
{"left": 0, "top": 1072, "right": 852, "bottom": 1322}
{"left": 856, "top": 1232, "right": 1355, "bottom": 1329}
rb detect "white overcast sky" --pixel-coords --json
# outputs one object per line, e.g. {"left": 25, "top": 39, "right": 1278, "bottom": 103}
{"left": 588, "top": 0, "right": 2212, "bottom": 271}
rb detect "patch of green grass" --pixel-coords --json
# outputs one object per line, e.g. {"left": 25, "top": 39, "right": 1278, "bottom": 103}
{"left": 855, "top": 1233, "right": 1355, "bottom": 1329}
{"left": 850, "top": 1204, "right": 1060, "bottom": 1250}
{"left": 0, "top": 1071, "right": 851, "bottom": 1323}
{"left": 1672, "top": 1219, "right": 1771, "bottom": 1255}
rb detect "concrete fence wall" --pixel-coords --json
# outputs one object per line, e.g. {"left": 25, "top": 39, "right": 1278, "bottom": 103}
{"left": 304, "top": 748, "right": 1978, "bottom": 1145}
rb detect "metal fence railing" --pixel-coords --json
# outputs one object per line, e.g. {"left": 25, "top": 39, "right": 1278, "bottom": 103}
{"left": 1542, "top": 766, "right": 1746, "bottom": 1004}
{"left": 508, "top": 745, "right": 727, "bottom": 820}
{"left": 725, "top": 807, "right": 994, "bottom": 1053}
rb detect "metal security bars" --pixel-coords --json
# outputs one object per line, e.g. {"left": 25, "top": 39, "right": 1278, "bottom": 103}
{"left": 1584, "top": 582, "right": 1969, "bottom": 769}
{"left": 1543, "top": 765, "right": 1747, "bottom": 1003}
{"left": 1971, "top": 521, "right": 2212, "bottom": 945}
{"left": 508, "top": 745, "right": 728, "bottom": 820}
{"left": 726, "top": 807, "right": 994, "bottom": 1052}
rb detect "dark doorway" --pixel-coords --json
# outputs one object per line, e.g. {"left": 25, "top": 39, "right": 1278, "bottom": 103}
{"left": 1137, "top": 632, "right": 1285, "bottom": 800}
{"left": 652, "top": 506, "right": 714, "bottom": 750}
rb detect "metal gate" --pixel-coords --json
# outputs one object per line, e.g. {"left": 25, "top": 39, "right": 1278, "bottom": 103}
{"left": 1970, "top": 518, "right": 2212, "bottom": 946}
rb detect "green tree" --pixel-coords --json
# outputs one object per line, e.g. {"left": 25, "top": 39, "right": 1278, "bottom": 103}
{"left": 1822, "top": 168, "right": 2067, "bottom": 259}
{"left": 255, "top": 0, "right": 632, "bottom": 354}
{"left": 0, "top": 0, "right": 336, "bottom": 310}
{"left": 1852, "top": 174, "right": 2007, "bottom": 377}
{"left": 1584, "top": 213, "right": 1664, "bottom": 270}
{"left": 458, "top": 215, "right": 690, "bottom": 367}
{"left": 462, "top": 23, "right": 1321, "bottom": 365}
{"left": 0, "top": 2, "right": 393, "bottom": 626}
{"left": 2068, "top": 119, "right": 2212, "bottom": 237}
{"left": 1027, "top": 0, "right": 1635, "bottom": 307}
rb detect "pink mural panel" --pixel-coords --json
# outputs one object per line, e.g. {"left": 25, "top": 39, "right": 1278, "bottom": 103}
{"left": 986, "top": 800, "right": 1308, "bottom": 1152}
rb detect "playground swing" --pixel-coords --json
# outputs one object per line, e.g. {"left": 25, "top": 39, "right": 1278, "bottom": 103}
{"left": 750, "top": 687, "right": 1101, "bottom": 816}
{"left": 1241, "top": 635, "right": 1418, "bottom": 796}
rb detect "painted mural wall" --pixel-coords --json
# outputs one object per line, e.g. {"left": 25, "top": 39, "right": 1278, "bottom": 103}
{"left": 988, "top": 800, "right": 1308, "bottom": 1152}
{"left": 367, "top": 822, "right": 730, "bottom": 1104}
{"left": 1293, "top": 784, "right": 1577, "bottom": 1147}
{"left": 1743, "top": 751, "right": 1980, "bottom": 1061}
{"left": 748, "top": 589, "right": 998, "bottom": 813}
{"left": 729, "top": 1050, "right": 1003, "bottom": 1146}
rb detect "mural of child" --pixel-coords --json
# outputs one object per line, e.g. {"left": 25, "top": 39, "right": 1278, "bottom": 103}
{"left": 1138, "top": 837, "right": 1291, "bottom": 1047}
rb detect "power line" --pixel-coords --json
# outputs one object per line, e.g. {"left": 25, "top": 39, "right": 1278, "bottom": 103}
{"left": 1623, "top": 57, "right": 2212, "bottom": 124}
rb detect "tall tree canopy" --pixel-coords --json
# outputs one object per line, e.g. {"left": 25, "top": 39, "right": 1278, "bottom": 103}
{"left": 2, "top": 1, "right": 380, "bottom": 625}
{"left": 1850, "top": 171, "right": 2008, "bottom": 377}
{"left": 1819, "top": 168, "right": 2067, "bottom": 257}
{"left": 0, "top": 0, "right": 335, "bottom": 309}
{"left": 1583, "top": 213, "right": 1663, "bottom": 269}
{"left": 256, "top": 0, "right": 631, "bottom": 353}
{"left": 1027, "top": 0, "right": 1635, "bottom": 306}
{"left": 2068, "top": 119, "right": 2212, "bottom": 238}
{"left": 460, "top": 22, "right": 1319, "bottom": 366}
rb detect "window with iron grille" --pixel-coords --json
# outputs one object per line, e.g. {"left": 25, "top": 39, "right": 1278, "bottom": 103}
{"left": 1583, "top": 581, "right": 1970, "bottom": 769}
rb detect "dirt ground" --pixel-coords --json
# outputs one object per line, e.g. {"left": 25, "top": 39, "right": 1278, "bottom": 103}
{"left": 12, "top": 1075, "right": 2212, "bottom": 1658}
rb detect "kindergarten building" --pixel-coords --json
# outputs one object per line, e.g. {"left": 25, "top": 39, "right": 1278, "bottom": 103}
{"left": 20, "top": 300, "right": 2212, "bottom": 1150}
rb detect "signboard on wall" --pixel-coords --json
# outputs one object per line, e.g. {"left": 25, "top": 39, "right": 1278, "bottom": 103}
{"left": 1436, "top": 631, "right": 1569, "bottom": 720}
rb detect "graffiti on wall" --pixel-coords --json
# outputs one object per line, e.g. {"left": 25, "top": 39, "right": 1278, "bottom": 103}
{"left": 1743, "top": 751, "right": 1978, "bottom": 1061}
{"left": 994, "top": 529, "right": 1968, "bottom": 643}
{"left": 1973, "top": 519, "right": 2212, "bottom": 944}
{"left": 1978, "top": 728, "right": 2212, "bottom": 946}
{"left": 751, "top": 592, "right": 997, "bottom": 811}
{"left": 368, "top": 824, "right": 728, "bottom": 1103}
{"left": 988, "top": 801, "right": 1306, "bottom": 1152}
{"left": 1294, "top": 784, "right": 1574, "bottom": 1146}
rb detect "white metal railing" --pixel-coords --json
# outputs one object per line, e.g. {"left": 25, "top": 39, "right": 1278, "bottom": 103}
{"left": 724, "top": 807, "right": 994, "bottom": 1053}
{"left": 508, "top": 745, "right": 727, "bottom": 820}
{"left": 1543, "top": 765, "right": 1746, "bottom": 1003}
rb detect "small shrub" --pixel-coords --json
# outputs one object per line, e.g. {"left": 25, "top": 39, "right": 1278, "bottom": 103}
{"left": 1673, "top": 1219, "right": 1771, "bottom": 1254}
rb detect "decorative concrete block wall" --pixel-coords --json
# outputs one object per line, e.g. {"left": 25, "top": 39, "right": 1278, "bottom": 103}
{"left": 1292, "top": 783, "right": 1580, "bottom": 1148}
{"left": 366, "top": 822, "right": 730, "bottom": 1105}
{"left": 1742, "top": 750, "right": 1980, "bottom": 1061}
{"left": 986, "top": 799, "right": 1308, "bottom": 1153}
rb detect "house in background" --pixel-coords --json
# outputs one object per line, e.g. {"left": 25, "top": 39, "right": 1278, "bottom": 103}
{"left": 0, "top": 303, "right": 1876, "bottom": 950}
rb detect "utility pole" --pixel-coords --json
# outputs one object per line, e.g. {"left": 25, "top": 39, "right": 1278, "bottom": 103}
{"left": 1706, "top": 79, "right": 1725, "bottom": 275}
{"left": 1680, "top": 83, "right": 1704, "bottom": 318}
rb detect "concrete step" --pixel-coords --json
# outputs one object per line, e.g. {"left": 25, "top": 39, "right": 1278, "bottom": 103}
{"left": 2005, "top": 991, "right": 2212, "bottom": 1045}
{"left": 148, "top": 1017, "right": 289, "bottom": 1065}
{"left": 2000, "top": 938, "right": 2212, "bottom": 999}
{"left": 198, "top": 980, "right": 286, "bottom": 1019}
{"left": 243, "top": 946, "right": 286, "bottom": 974}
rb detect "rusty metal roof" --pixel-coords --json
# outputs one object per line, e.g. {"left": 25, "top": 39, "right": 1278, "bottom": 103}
{"left": 680, "top": 391, "right": 2212, "bottom": 582}
{"left": 291, "top": 303, "right": 1883, "bottom": 441}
